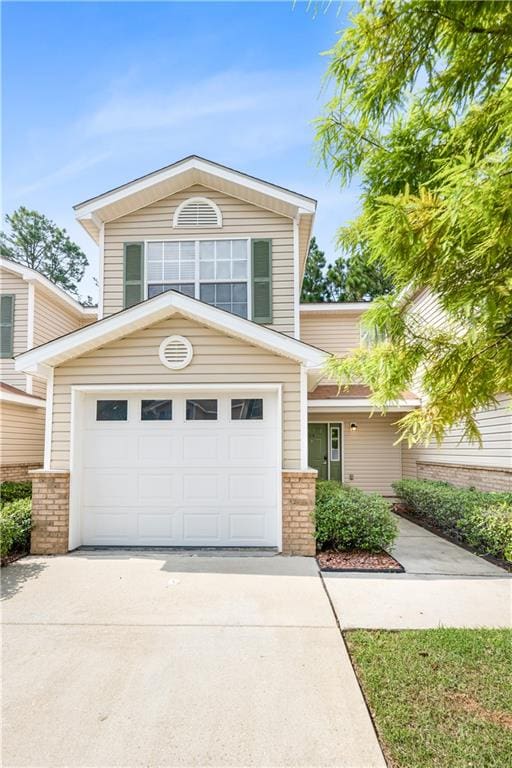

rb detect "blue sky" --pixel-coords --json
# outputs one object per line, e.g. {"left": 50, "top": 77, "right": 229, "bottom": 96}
{"left": 2, "top": 1, "right": 359, "bottom": 299}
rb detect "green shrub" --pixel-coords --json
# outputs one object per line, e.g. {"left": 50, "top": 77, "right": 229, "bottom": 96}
{"left": 0, "top": 498, "right": 32, "bottom": 558}
{"left": 1, "top": 481, "right": 32, "bottom": 506}
{"left": 457, "top": 503, "right": 512, "bottom": 562}
{"left": 392, "top": 479, "right": 512, "bottom": 562}
{"left": 315, "top": 481, "right": 398, "bottom": 552}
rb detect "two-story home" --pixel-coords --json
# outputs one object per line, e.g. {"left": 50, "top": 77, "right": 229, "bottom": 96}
{"left": 13, "top": 156, "right": 511, "bottom": 557}
{"left": 0, "top": 257, "right": 96, "bottom": 481}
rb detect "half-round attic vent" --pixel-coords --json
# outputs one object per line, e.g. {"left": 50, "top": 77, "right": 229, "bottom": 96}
{"left": 159, "top": 335, "right": 193, "bottom": 370}
{"left": 173, "top": 197, "right": 222, "bottom": 228}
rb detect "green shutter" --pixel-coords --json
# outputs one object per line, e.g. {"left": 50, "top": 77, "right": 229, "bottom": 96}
{"left": 0, "top": 294, "right": 15, "bottom": 358}
{"left": 123, "top": 243, "right": 144, "bottom": 308}
{"left": 251, "top": 239, "right": 272, "bottom": 323}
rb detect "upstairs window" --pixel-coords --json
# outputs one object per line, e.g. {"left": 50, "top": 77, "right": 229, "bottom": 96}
{"left": 173, "top": 197, "right": 222, "bottom": 228}
{"left": 146, "top": 239, "right": 249, "bottom": 317}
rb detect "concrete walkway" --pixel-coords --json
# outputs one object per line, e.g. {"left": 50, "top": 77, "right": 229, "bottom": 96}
{"left": 324, "top": 514, "right": 512, "bottom": 630}
{"left": 2, "top": 552, "right": 385, "bottom": 768}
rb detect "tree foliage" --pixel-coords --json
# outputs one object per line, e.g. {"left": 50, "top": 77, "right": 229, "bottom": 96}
{"left": 301, "top": 237, "right": 328, "bottom": 301}
{"left": 0, "top": 207, "right": 88, "bottom": 296}
{"left": 301, "top": 235, "right": 393, "bottom": 302}
{"left": 317, "top": 0, "right": 512, "bottom": 445}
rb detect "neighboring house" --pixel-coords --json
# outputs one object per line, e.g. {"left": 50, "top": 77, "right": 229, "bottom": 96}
{"left": 0, "top": 258, "right": 96, "bottom": 481}
{"left": 13, "top": 156, "right": 511, "bottom": 557}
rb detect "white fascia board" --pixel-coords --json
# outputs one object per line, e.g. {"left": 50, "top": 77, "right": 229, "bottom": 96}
{"left": 15, "top": 291, "right": 329, "bottom": 374}
{"left": 308, "top": 398, "right": 420, "bottom": 410}
{"left": 300, "top": 302, "right": 374, "bottom": 313}
{"left": 0, "top": 257, "right": 96, "bottom": 318}
{"left": 74, "top": 157, "right": 316, "bottom": 220}
{"left": 0, "top": 389, "right": 46, "bottom": 408}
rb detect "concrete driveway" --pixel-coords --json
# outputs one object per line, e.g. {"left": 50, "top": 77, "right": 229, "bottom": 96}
{"left": 2, "top": 552, "right": 385, "bottom": 768}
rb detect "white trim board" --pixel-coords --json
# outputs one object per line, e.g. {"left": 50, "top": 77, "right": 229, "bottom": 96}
{"left": 0, "top": 389, "right": 46, "bottom": 409}
{"left": 15, "top": 289, "right": 329, "bottom": 377}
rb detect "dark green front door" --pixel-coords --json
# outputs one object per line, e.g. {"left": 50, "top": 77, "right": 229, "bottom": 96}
{"left": 308, "top": 423, "right": 328, "bottom": 480}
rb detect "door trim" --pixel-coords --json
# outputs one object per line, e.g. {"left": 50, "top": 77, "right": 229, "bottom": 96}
{"left": 69, "top": 383, "right": 283, "bottom": 551}
{"left": 308, "top": 421, "right": 344, "bottom": 483}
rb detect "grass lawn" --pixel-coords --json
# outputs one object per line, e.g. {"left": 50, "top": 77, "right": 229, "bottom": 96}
{"left": 345, "top": 628, "right": 512, "bottom": 768}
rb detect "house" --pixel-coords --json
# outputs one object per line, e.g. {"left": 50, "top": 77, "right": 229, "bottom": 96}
{"left": 0, "top": 258, "right": 96, "bottom": 481}
{"left": 12, "top": 156, "right": 511, "bottom": 556}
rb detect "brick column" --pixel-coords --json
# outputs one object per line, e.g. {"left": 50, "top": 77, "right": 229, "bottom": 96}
{"left": 282, "top": 469, "right": 317, "bottom": 556}
{"left": 29, "top": 470, "right": 70, "bottom": 555}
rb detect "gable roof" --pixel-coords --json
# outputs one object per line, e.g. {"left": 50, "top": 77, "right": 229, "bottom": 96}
{"left": 73, "top": 155, "right": 316, "bottom": 272}
{"left": 0, "top": 257, "right": 97, "bottom": 318}
{"left": 15, "top": 289, "right": 330, "bottom": 383}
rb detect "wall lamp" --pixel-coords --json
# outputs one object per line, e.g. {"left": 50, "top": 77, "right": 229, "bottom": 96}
{"left": 350, "top": 423, "right": 358, "bottom": 432}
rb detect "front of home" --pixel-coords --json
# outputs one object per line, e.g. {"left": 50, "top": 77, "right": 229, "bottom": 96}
{"left": 12, "top": 156, "right": 511, "bottom": 556}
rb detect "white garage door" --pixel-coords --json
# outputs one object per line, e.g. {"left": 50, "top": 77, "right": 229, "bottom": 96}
{"left": 78, "top": 391, "right": 280, "bottom": 547}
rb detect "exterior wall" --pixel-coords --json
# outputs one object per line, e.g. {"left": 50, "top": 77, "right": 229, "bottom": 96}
{"left": 0, "top": 463, "right": 41, "bottom": 482}
{"left": 402, "top": 399, "right": 512, "bottom": 475}
{"left": 29, "top": 471, "right": 70, "bottom": 554}
{"left": 103, "top": 184, "right": 295, "bottom": 335}
{"left": 299, "top": 311, "right": 362, "bottom": 356}
{"left": 0, "top": 268, "right": 28, "bottom": 390}
{"left": 33, "top": 285, "right": 93, "bottom": 346}
{"left": 282, "top": 470, "right": 317, "bottom": 556}
{"left": 0, "top": 401, "right": 45, "bottom": 466}
{"left": 308, "top": 411, "right": 404, "bottom": 495}
{"left": 415, "top": 461, "right": 511, "bottom": 492}
{"left": 50, "top": 313, "right": 301, "bottom": 471}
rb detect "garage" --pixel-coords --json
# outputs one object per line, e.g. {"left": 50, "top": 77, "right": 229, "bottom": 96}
{"left": 74, "top": 389, "right": 280, "bottom": 547}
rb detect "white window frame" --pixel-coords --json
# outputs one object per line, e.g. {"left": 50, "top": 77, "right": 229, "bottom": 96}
{"left": 144, "top": 237, "right": 252, "bottom": 320}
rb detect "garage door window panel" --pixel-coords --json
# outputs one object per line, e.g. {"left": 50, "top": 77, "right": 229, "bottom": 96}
{"left": 96, "top": 400, "right": 128, "bottom": 421}
{"left": 231, "top": 398, "right": 263, "bottom": 420}
{"left": 141, "top": 400, "right": 173, "bottom": 421}
{"left": 186, "top": 399, "right": 218, "bottom": 421}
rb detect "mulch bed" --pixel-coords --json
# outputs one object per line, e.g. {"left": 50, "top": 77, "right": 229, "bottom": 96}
{"left": 317, "top": 549, "right": 404, "bottom": 573}
{"left": 392, "top": 503, "right": 512, "bottom": 573}
{"left": 1, "top": 551, "right": 27, "bottom": 567}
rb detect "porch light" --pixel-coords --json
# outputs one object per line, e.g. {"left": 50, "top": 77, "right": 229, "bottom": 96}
{"left": 350, "top": 423, "right": 358, "bottom": 432}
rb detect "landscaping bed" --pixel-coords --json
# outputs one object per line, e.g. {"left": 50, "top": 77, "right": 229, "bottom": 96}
{"left": 345, "top": 628, "right": 512, "bottom": 768}
{"left": 393, "top": 479, "right": 512, "bottom": 571}
{"left": 1, "top": 482, "right": 32, "bottom": 565}
{"left": 317, "top": 549, "right": 403, "bottom": 572}
{"left": 315, "top": 480, "right": 402, "bottom": 572}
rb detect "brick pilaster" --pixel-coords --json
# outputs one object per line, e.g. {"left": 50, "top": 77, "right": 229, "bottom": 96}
{"left": 282, "top": 470, "right": 317, "bottom": 556}
{"left": 29, "top": 470, "right": 70, "bottom": 554}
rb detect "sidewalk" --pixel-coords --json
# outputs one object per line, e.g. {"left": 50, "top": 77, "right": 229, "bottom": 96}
{"left": 323, "top": 514, "right": 512, "bottom": 630}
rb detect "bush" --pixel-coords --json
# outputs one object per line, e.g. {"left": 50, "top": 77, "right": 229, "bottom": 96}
{"left": 0, "top": 498, "right": 32, "bottom": 558}
{"left": 315, "top": 481, "right": 398, "bottom": 552}
{"left": 1, "top": 481, "right": 32, "bottom": 506}
{"left": 392, "top": 479, "right": 512, "bottom": 562}
{"left": 457, "top": 503, "right": 512, "bottom": 562}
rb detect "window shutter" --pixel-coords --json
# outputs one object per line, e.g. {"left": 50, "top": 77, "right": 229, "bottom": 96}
{"left": 123, "top": 243, "right": 144, "bottom": 308}
{"left": 0, "top": 295, "right": 15, "bottom": 358}
{"left": 251, "top": 239, "right": 272, "bottom": 324}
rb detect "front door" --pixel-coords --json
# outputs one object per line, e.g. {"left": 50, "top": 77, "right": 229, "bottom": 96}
{"left": 308, "top": 423, "right": 328, "bottom": 480}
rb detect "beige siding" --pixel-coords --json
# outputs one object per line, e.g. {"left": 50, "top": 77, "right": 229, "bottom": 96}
{"left": 0, "top": 268, "right": 28, "bottom": 390}
{"left": 300, "top": 312, "right": 362, "bottom": 355}
{"left": 33, "top": 285, "right": 93, "bottom": 346}
{"left": 409, "top": 288, "right": 447, "bottom": 329}
{"left": 300, "top": 311, "right": 363, "bottom": 384}
{"left": 403, "top": 394, "right": 512, "bottom": 474}
{"left": 0, "top": 401, "right": 45, "bottom": 465}
{"left": 30, "top": 376, "right": 47, "bottom": 399}
{"left": 103, "top": 184, "right": 295, "bottom": 335}
{"left": 308, "top": 412, "right": 403, "bottom": 495}
{"left": 51, "top": 314, "right": 301, "bottom": 471}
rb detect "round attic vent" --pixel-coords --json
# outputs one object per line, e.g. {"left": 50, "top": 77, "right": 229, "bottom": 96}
{"left": 159, "top": 335, "right": 193, "bottom": 370}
